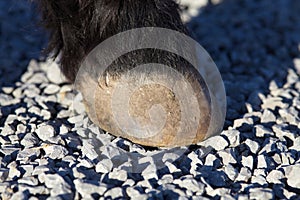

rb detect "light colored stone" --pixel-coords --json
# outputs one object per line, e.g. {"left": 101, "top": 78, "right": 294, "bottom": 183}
{"left": 266, "top": 170, "right": 284, "bottom": 184}
{"left": 245, "top": 139, "right": 260, "bottom": 154}
{"left": 284, "top": 164, "right": 300, "bottom": 189}
{"left": 104, "top": 187, "right": 123, "bottom": 199}
{"left": 74, "top": 179, "right": 107, "bottom": 198}
{"left": 224, "top": 164, "right": 238, "bottom": 181}
{"left": 44, "top": 84, "right": 60, "bottom": 95}
{"left": 36, "top": 124, "right": 56, "bottom": 141}
{"left": 261, "top": 109, "right": 276, "bottom": 123}
{"left": 241, "top": 156, "right": 253, "bottom": 170}
{"left": 236, "top": 167, "right": 252, "bottom": 182}
{"left": 199, "top": 135, "right": 229, "bottom": 151}
{"left": 20, "top": 133, "right": 40, "bottom": 148}
{"left": 108, "top": 169, "right": 128, "bottom": 182}
{"left": 17, "top": 176, "right": 38, "bottom": 186}
{"left": 43, "top": 144, "right": 68, "bottom": 159}
{"left": 249, "top": 188, "right": 274, "bottom": 199}
{"left": 257, "top": 155, "right": 268, "bottom": 169}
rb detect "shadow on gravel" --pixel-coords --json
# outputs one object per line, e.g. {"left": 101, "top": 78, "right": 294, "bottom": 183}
{"left": 187, "top": 0, "right": 300, "bottom": 128}
{"left": 0, "top": 1, "right": 47, "bottom": 88}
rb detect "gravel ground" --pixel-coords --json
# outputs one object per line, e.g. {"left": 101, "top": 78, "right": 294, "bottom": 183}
{"left": 1, "top": 0, "right": 300, "bottom": 199}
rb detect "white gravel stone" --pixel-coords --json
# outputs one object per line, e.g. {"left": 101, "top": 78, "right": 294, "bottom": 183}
{"left": 251, "top": 175, "right": 267, "bottom": 186}
{"left": 254, "top": 125, "right": 273, "bottom": 137}
{"left": 20, "top": 133, "right": 40, "bottom": 148}
{"left": 19, "top": 184, "right": 48, "bottom": 196}
{"left": 141, "top": 164, "right": 158, "bottom": 180}
{"left": 10, "top": 191, "right": 29, "bottom": 200}
{"left": 204, "top": 154, "right": 221, "bottom": 168}
{"left": 262, "top": 97, "right": 288, "bottom": 110}
{"left": 257, "top": 155, "right": 268, "bottom": 169}
{"left": 44, "top": 174, "right": 69, "bottom": 188}
{"left": 284, "top": 164, "right": 300, "bottom": 189}
{"left": 244, "top": 139, "right": 260, "bottom": 154}
{"left": 36, "top": 124, "right": 56, "bottom": 141}
{"left": 235, "top": 167, "right": 252, "bottom": 182}
{"left": 126, "top": 187, "right": 144, "bottom": 198}
{"left": 32, "top": 165, "right": 52, "bottom": 176}
{"left": 174, "top": 178, "right": 205, "bottom": 194}
{"left": 44, "top": 84, "right": 60, "bottom": 95}
{"left": 81, "top": 139, "right": 100, "bottom": 160}
{"left": 17, "top": 148, "right": 40, "bottom": 161}
{"left": 224, "top": 164, "right": 238, "bottom": 181}
{"left": 266, "top": 170, "right": 284, "bottom": 184}
{"left": 95, "top": 159, "right": 113, "bottom": 173}
{"left": 18, "top": 176, "right": 39, "bottom": 186}
{"left": 44, "top": 60, "right": 66, "bottom": 84}
{"left": 104, "top": 187, "right": 124, "bottom": 199}
{"left": 108, "top": 169, "right": 128, "bottom": 182}
{"left": 261, "top": 109, "right": 276, "bottom": 123}
{"left": 8, "top": 166, "right": 21, "bottom": 180}
{"left": 199, "top": 135, "right": 229, "bottom": 151}
{"left": 290, "top": 137, "right": 300, "bottom": 151}
{"left": 241, "top": 156, "right": 254, "bottom": 170}
{"left": 218, "top": 149, "right": 237, "bottom": 165}
{"left": 43, "top": 144, "right": 68, "bottom": 159}
{"left": 19, "top": 165, "right": 34, "bottom": 177}
{"left": 249, "top": 188, "right": 274, "bottom": 199}
{"left": 74, "top": 179, "right": 107, "bottom": 198}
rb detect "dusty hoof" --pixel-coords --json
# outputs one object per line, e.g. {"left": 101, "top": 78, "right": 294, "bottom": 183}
{"left": 75, "top": 28, "right": 226, "bottom": 147}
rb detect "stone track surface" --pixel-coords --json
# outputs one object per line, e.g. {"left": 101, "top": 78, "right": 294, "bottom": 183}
{"left": 0, "top": 0, "right": 300, "bottom": 199}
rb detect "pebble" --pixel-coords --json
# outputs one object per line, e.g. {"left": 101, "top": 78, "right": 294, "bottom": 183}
{"left": 254, "top": 125, "right": 273, "bottom": 137}
{"left": 43, "top": 144, "right": 68, "bottom": 159}
{"left": 235, "top": 167, "right": 252, "bottom": 182}
{"left": 74, "top": 179, "right": 107, "bottom": 198}
{"left": 174, "top": 177, "right": 205, "bottom": 194}
{"left": 10, "top": 191, "right": 29, "bottom": 200}
{"left": 262, "top": 97, "right": 288, "bottom": 110}
{"left": 19, "top": 165, "right": 34, "bottom": 177}
{"left": 249, "top": 188, "right": 274, "bottom": 200}
{"left": 244, "top": 139, "right": 260, "bottom": 154}
{"left": 241, "top": 156, "right": 254, "bottom": 170}
{"left": 20, "top": 133, "right": 40, "bottom": 148}
{"left": 18, "top": 184, "right": 48, "bottom": 195}
{"left": 44, "top": 60, "right": 66, "bottom": 84}
{"left": 222, "top": 129, "right": 240, "bottom": 147}
{"left": 266, "top": 170, "right": 284, "bottom": 184}
{"left": 126, "top": 187, "right": 144, "bottom": 198}
{"left": 284, "top": 164, "right": 300, "bottom": 189}
{"left": 95, "top": 159, "right": 113, "bottom": 173}
{"left": 35, "top": 124, "right": 56, "bottom": 141}
{"left": 199, "top": 135, "right": 229, "bottom": 151}
{"left": 204, "top": 154, "right": 221, "bottom": 168}
{"left": 44, "top": 84, "right": 60, "bottom": 95}
{"left": 224, "top": 164, "right": 238, "bottom": 181}
{"left": 17, "top": 148, "right": 41, "bottom": 162}
{"left": 104, "top": 187, "right": 124, "bottom": 199}
{"left": 8, "top": 166, "right": 21, "bottom": 180}
{"left": 17, "top": 176, "right": 39, "bottom": 186}
{"left": 81, "top": 139, "right": 100, "bottom": 160}
{"left": 32, "top": 165, "right": 53, "bottom": 176}
{"left": 257, "top": 155, "right": 268, "bottom": 169}
{"left": 0, "top": 168, "right": 9, "bottom": 181}
{"left": 251, "top": 175, "right": 268, "bottom": 186}
{"left": 261, "top": 109, "right": 276, "bottom": 123}
{"left": 108, "top": 169, "right": 128, "bottom": 182}
{"left": 43, "top": 174, "right": 69, "bottom": 188}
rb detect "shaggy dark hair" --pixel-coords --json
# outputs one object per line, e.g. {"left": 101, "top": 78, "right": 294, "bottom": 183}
{"left": 36, "top": 0, "right": 189, "bottom": 82}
